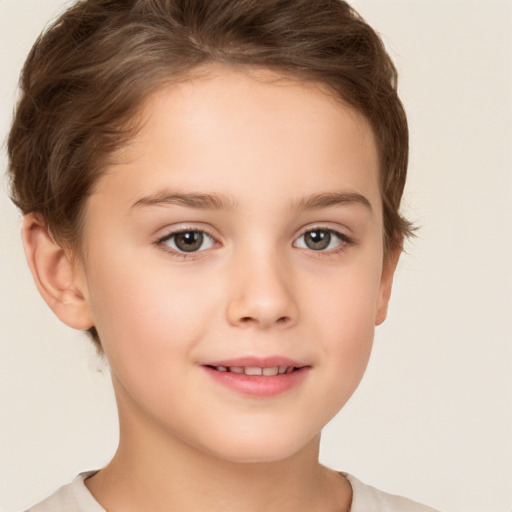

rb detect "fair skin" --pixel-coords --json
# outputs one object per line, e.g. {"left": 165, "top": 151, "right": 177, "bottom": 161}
{"left": 23, "top": 65, "right": 400, "bottom": 512}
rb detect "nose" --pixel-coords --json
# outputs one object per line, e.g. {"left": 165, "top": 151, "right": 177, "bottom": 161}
{"left": 225, "top": 249, "right": 298, "bottom": 329}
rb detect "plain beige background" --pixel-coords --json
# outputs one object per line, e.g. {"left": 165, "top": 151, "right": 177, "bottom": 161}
{"left": 1, "top": 1, "right": 511, "bottom": 511}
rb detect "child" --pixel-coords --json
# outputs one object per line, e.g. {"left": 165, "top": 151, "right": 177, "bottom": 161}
{"left": 7, "top": 0, "right": 440, "bottom": 510}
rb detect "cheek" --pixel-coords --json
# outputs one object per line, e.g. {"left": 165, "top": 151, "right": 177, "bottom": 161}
{"left": 86, "top": 253, "right": 218, "bottom": 366}
{"left": 85, "top": 258, "right": 216, "bottom": 419}
{"left": 306, "top": 259, "right": 382, "bottom": 385}
{"left": 309, "top": 254, "right": 382, "bottom": 329}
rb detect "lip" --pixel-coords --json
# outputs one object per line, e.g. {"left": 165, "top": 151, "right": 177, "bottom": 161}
{"left": 201, "top": 356, "right": 311, "bottom": 398}
{"left": 204, "top": 356, "right": 307, "bottom": 368}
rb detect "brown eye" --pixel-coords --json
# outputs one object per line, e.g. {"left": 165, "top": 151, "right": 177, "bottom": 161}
{"left": 161, "top": 230, "right": 215, "bottom": 253}
{"left": 174, "top": 231, "right": 204, "bottom": 252}
{"left": 294, "top": 228, "right": 349, "bottom": 252}
{"left": 303, "top": 230, "right": 331, "bottom": 250}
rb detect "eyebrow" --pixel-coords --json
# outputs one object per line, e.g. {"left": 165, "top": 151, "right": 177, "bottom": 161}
{"left": 294, "top": 192, "right": 372, "bottom": 212}
{"left": 130, "top": 191, "right": 236, "bottom": 211}
{"left": 130, "top": 189, "right": 372, "bottom": 213}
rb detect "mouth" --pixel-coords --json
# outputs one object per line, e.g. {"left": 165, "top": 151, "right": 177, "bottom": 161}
{"left": 205, "top": 365, "right": 300, "bottom": 376}
{"left": 202, "top": 357, "right": 310, "bottom": 397}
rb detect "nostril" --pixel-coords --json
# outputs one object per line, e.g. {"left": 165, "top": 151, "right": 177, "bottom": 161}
{"left": 238, "top": 315, "right": 290, "bottom": 326}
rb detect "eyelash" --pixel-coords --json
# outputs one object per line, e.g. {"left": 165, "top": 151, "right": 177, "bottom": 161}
{"left": 154, "top": 226, "right": 354, "bottom": 259}
{"left": 293, "top": 228, "right": 354, "bottom": 254}
{"left": 154, "top": 228, "right": 218, "bottom": 260}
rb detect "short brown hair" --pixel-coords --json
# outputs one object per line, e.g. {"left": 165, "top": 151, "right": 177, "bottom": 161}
{"left": 8, "top": 0, "right": 412, "bottom": 345}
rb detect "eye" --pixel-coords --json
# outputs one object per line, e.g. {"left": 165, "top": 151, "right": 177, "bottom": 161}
{"left": 294, "top": 228, "right": 350, "bottom": 251}
{"left": 159, "top": 229, "right": 215, "bottom": 253}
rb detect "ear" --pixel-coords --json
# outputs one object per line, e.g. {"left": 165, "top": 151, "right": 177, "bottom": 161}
{"left": 21, "top": 213, "right": 94, "bottom": 331}
{"left": 375, "top": 246, "right": 402, "bottom": 326}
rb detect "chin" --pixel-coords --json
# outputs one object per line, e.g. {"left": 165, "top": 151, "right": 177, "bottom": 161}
{"left": 199, "top": 429, "right": 320, "bottom": 465}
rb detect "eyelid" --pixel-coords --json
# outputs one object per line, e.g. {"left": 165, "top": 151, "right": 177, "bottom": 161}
{"left": 293, "top": 225, "right": 354, "bottom": 252}
{"left": 154, "top": 222, "right": 219, "bottom": 241}
{"left": 152, "top": 223, "right": 354, "bottom": 259}
{"left": 154, "top": 225, "right": 220, "bottom": 257}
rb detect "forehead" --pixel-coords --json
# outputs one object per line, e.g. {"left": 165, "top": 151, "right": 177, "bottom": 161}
{"left": 92, "top": 65, "right": 380, "bottom": 214}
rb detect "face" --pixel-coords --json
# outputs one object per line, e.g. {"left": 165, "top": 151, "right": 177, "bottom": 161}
{"left": 77, "top": 65, "right": 396, "bottom": 463}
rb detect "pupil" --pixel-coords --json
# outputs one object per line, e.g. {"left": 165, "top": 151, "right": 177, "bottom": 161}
{"left": 305, "top": 230, "right": 330, "bottom": 250}
{"left": 175, "top": 231, "right": 203, "bottom": 252}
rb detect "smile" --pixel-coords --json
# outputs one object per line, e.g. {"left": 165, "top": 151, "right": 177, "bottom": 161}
{"left": 210, "top": 366, "right": 297, "bottom": 376}
{"left": 202, "top": 358, "right": 310, "bottom": 397}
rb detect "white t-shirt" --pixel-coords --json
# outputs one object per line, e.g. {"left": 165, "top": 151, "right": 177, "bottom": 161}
{"left": 24, "top": 471, "right": 441, "bottom": 512}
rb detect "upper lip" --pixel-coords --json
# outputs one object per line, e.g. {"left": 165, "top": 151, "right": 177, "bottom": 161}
{"left": 203, "top": 356, "right": 309, "bottom": 369}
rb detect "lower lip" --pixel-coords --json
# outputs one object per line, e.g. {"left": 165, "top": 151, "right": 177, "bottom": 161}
{"left": 203, "top": 366, "right": 310, "bottom": 397}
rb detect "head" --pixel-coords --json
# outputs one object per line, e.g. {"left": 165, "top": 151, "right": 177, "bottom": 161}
{"left": 8, "top": 0, "right": 411, "bottom": 462}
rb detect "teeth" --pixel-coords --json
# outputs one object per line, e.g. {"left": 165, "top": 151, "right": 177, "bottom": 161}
{"left": 214, "top": 365, "right": 297, "bottom": 376}
{"left": 244, "top": 367, "right": 263, "bottom": 376}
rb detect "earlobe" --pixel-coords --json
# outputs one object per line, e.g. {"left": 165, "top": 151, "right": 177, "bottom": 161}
{"left": 375, "top": 246, "right": 402, "bottom": 326}
{"left": 21, "top": 213, "right": 94, "bottom": 331}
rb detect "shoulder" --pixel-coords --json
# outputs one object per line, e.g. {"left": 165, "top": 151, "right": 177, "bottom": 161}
{"left": 344, "top": 473, "right": 442, "bottom": 512}
{"left": 24, "top": 472, "right": 105, "bottom": 512}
